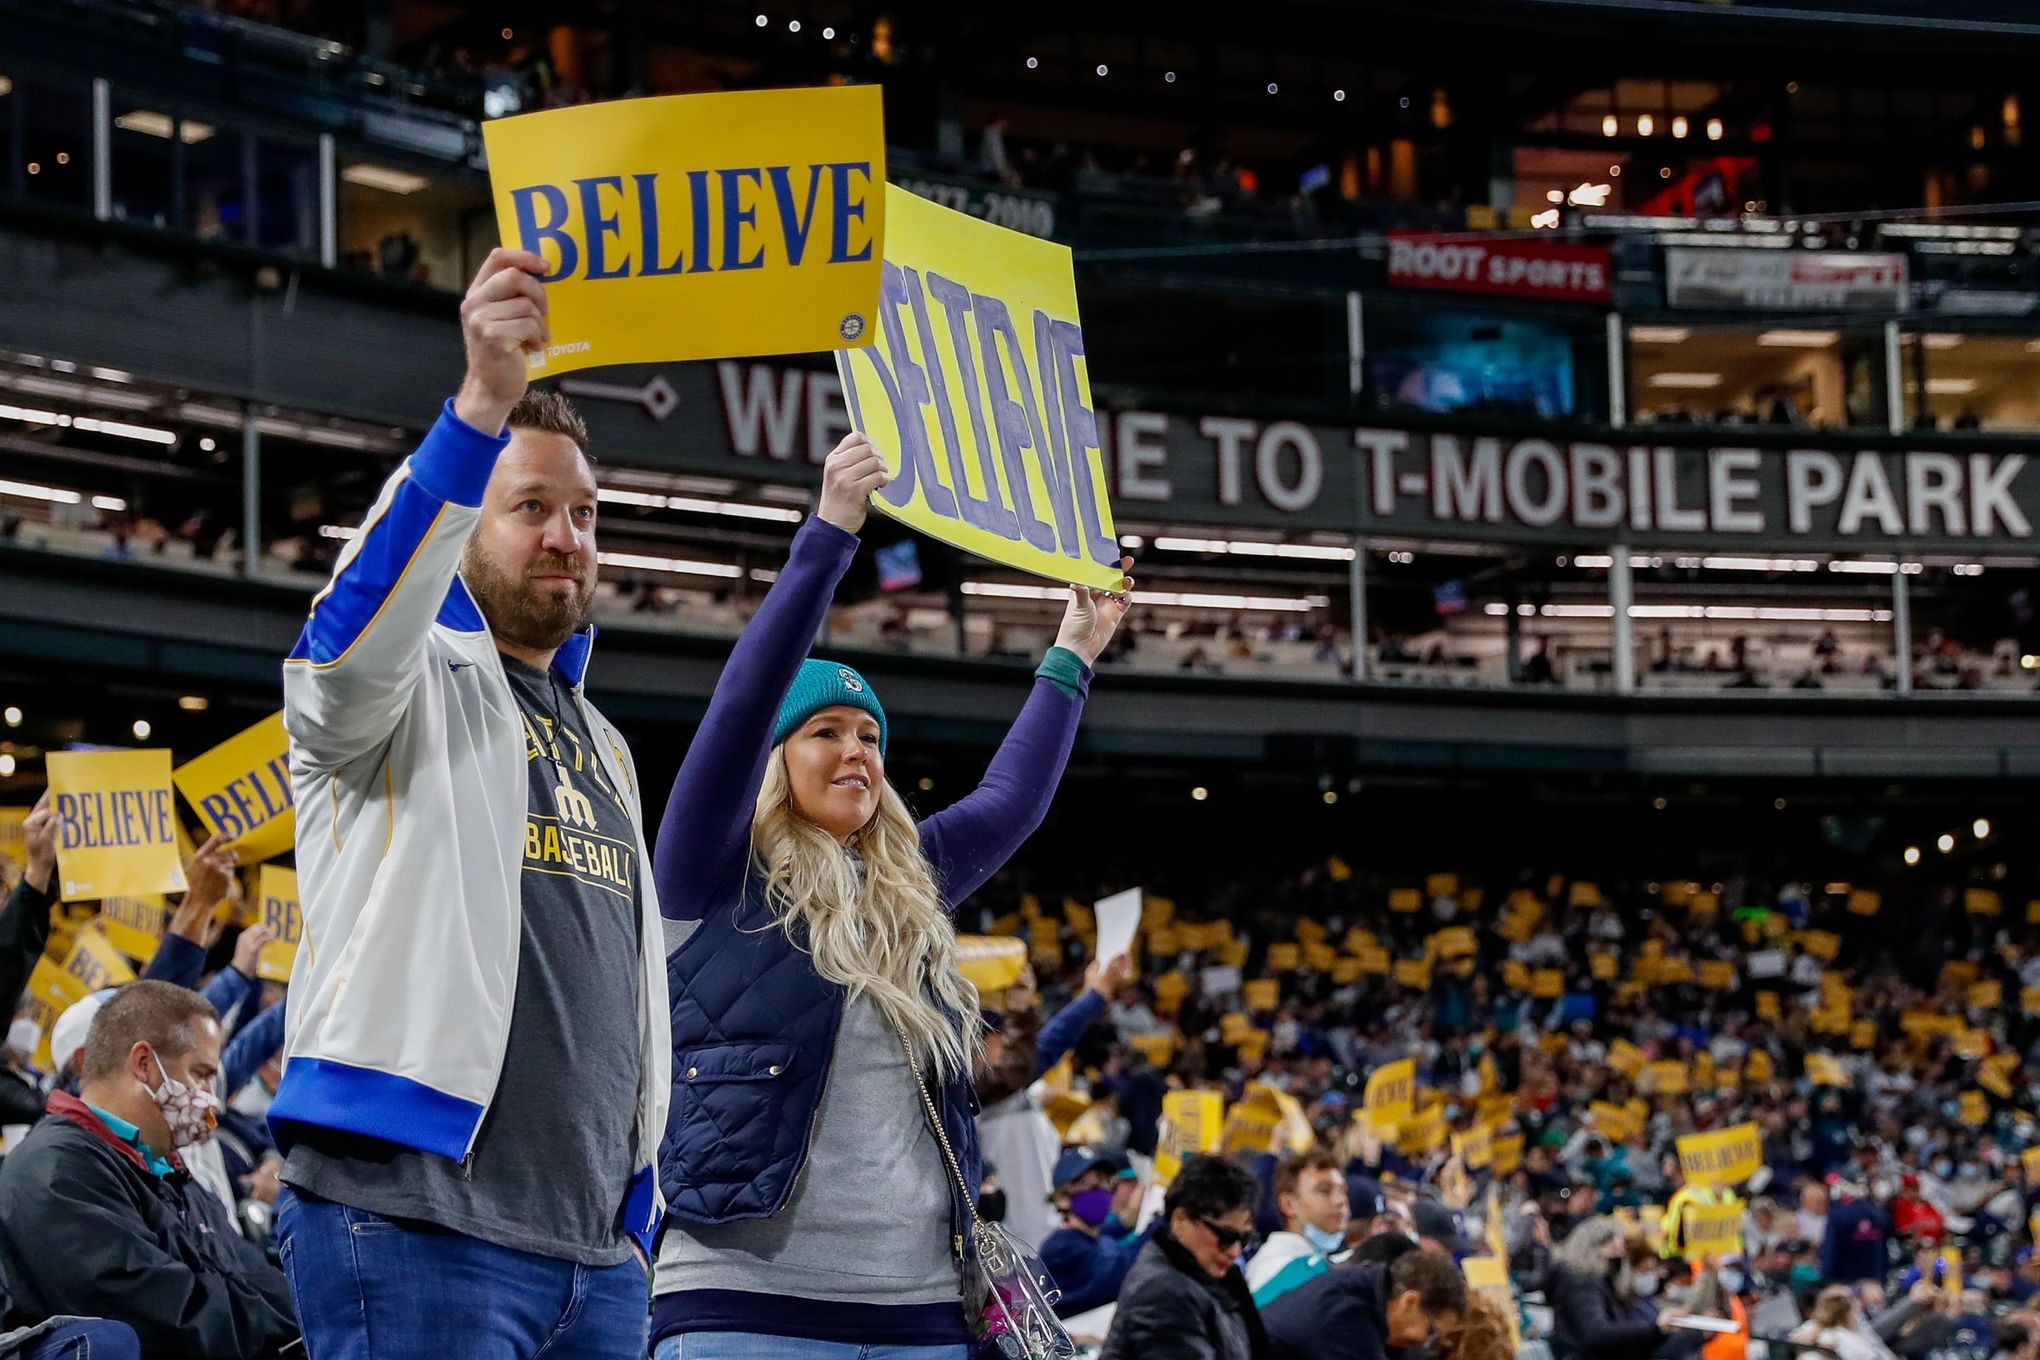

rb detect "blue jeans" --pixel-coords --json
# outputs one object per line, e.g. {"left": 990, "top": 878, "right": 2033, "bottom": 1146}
{"left": 653, "top": 1339, "right": 965, "bottom": 1360}
{"left": 276, "top": 1189, "right": 648, "bottom": 1360}
{"left": 18, "top": 1320, "right": 141, "bottom": 1360}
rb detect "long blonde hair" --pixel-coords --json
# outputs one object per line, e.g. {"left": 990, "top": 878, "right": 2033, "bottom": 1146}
{"left": 753, "top": 748, "right": 981, "bottom": 1080}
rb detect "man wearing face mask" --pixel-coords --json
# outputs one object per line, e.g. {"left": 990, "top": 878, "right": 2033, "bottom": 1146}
{"left": 0, "top": 981, "right": 298, "bottom": 1358}
{"left": 1249, "top": 1149, "right": 1352, "bottom": 1307}
{"left": 1041, "top": 1145, "right": 1148, "bottom": 1318}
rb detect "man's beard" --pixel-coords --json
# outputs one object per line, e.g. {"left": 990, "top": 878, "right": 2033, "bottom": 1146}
{"left": 462, "top": 543, "right": 594, "bottom": 653}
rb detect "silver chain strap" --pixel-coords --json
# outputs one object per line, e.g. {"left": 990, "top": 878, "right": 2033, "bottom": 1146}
{"left": 890, "top": 1017, "right": 983, "bottom": 1256}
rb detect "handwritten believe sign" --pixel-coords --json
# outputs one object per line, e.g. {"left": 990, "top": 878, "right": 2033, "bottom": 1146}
{"left": 838, "top": 185, "right": 1125, "bottom": 591}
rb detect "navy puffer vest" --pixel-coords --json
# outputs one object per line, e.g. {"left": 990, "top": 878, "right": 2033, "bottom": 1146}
{"left": 660, "top": 872, "right": 983, "bottom": 1257}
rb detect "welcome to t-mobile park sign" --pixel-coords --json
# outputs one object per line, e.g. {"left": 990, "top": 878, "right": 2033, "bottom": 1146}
{"left": 588, "top": 361, "right": 2040, "bottom": 551}
{"left": 1354, "top": 429, "right": 2034, "bottom": 551}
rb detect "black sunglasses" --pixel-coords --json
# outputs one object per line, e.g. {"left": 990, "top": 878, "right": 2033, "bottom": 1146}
{"left": 1199, "top": 1218, "right": 1257, "bottom": 1250}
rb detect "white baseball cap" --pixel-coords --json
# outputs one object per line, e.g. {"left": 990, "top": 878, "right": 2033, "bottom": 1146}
{"left": 49, "top": 989, "right": 118, "bottom": 1079}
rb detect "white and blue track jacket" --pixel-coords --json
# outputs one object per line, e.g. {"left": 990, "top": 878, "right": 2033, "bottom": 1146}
{"left": 268, "top": 400, "right": 671, "bottom": 1253}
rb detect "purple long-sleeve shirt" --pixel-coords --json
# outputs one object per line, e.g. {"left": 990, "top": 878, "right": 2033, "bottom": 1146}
{"left": 654, "top": 515, "right": 1091, "bottom": 923}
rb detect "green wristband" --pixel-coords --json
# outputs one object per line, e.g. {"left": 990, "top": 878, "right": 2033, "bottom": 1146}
{"left": 1036, "top": 646, "right": 1090, "bottom": 696}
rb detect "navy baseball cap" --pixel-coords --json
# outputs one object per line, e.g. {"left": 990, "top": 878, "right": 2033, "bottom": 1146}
{"left": 1052, "top": 1146, "right": 1109, "bottom": 1190}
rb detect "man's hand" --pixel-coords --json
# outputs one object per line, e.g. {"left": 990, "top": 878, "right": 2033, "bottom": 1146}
{"left": 454, "top": 248, "right": 550, "bottom": 435}
{"left": 182, "top": 834, "right": 238, "bottom": 920}
{"left": 240, "top": 1160, "right": 282, "bottom": 1205}
{"left": 815, "top": 433, "right": 890, "bottom": 534}
{"left": 21, "top": 791, "right": 55, "bottom": 895}
{"left": 1656, "top": 1309, "right": 1690, "bottom": 1333}
{"left": 1085, "top": 954, "right": 1132, "bottom": 1001}
{"left": 232, "top": 922, "right": 276, "bottom": 980}
{"left": 1053, "top": 557, "right": 1136, "bottom": 668}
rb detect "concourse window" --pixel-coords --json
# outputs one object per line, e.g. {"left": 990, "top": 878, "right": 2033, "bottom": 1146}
{"left": 1898, "top": 332, "right": 2040, "bottom": 432}
{"left": 182, "top": 123, "right": 248, "bottom": 244}
{"left": 1628, "top": 324, "right": 1886, "bottom": 428}
{"left": 1365, "top": 545, "right": 1611, "bottom": 691}
{"left": 336, "top": 159, "right": 493, "bottom": 291}
{"left": 14, "top": 74, "right": 92, "bottom": 212}
{"left": 1624, "top": 556, "right": 1900, "bottom": 694}
{"left": 254, "top": 136, "right": 319, "bottom": 258}
{"left": 109, "top": 102, "right": 207, "bottom": 230}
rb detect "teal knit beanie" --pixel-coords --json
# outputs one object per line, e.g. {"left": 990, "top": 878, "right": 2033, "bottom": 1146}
{"left": 773, "top": 658, "right": 888, "bottom": 754}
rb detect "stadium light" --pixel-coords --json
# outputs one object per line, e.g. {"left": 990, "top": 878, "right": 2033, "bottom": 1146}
{"left": 1758, "top": 329, "right": 1838, "bottom": 348}
{"left": 1975, "top": 818, "right": 1992, "bottom": 839}
{"left": 179, "top": 695, "right": 210, "bottom": 712}
{"left": 1602, "top": 115, "right": 1618, "bottom": 137}
{"left": 1706, "top": 118, "right": 1725, "bottom": 140}
{"left": 596, "top": 551, "right": 741, "bottom": 579}
{"left": 0, "top": 754, "right": 12, "bottom": 777}
{"left": 596, "top": 487, "right": 803, "bottom": 522}
{"left": 1, "top": 706, "right": 18, "bottom": 727}
{"left": 1904, "top": 847, "right": 1921, "bottom": 866}
{"left": 1937, "top": 833, "right": 1956, "bottom": 853}
{"left": 132, "top": 719, "right": 151, "bottom": 740}
{"left": 1191, "top": 787, "right": 1209, "bottom": 802}
{"left": 1671, "top": 116, "right": 1689, "bottom": 138}
{"left": 1637, "top": 115, "right": 1654, "bottom": 136}
{"left": 1322, "top": 791, "right": 1338, "bottom": 805}
{"left": 341, "top": 164, "right": 428, "bottom": 195}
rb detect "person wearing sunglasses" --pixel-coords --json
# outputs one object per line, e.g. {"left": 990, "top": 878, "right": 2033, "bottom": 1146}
{"left": 1101, "top": 1154, "right": 1271, "bottom": 1360}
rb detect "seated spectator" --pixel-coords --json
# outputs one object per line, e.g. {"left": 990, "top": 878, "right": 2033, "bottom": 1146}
{"left": 1262, "top": 1245, "right": 1468, "bottom": 1360}
{"left": 1548, "top": 1217, "right": 1693, "bottom": 1360}
{"left": 1438, "top": 1294, "right": 1520, "bottom": 1360}
{"left": 1791, "top": 1285, "right": 1900, "bottom": 1360}
{"left": 1039, "top": 1144, "right": 1146, "bottom": 1317}
{"left": 0, "top": 981, "right": 297, "bottom": 1358}
{"left": 1248, "top": 1148, "right": 1350, "bottom": 1307}
{"left": 1101, "top": 1154, "right": 1268, "bottom": 1360}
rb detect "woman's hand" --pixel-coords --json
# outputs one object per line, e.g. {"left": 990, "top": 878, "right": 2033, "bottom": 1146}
{"left": 1053, "top": 556, "right": 1135, "bottom": 667}
{"left": 816, "top": 433, "right": 891, "bottom": 534}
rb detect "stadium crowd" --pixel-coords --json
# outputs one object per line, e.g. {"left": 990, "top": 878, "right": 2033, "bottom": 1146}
{"left": 5, "top": 773, "right": 2040, "bottom": 1360}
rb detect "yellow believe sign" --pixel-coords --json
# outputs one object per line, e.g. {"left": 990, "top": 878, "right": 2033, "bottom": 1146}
{"left": 256, "top": 864, "right": 304, "bottom": 984}
{"left": 1677, "top": 1122, "right": 1763, "bottom": 1189}
{"left": 46, "top": 750, "right": 187, "bottom": 901}
{"left": 482, "top": 85, "right": 885, "bottom": 374}
{"left": 1156, "top": 1089, "right": 1225, "bottom": 1183}
{"left": 172, "top": 711, "right": 295, "bottom": 863}
{"left": 838, "top": 185, "right": 1124, "bottom": 592}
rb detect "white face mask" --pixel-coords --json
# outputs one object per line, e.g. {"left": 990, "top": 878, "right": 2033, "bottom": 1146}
{"left": 1634, "top": 1273, "right": 1662, "bottom": 1298}
{"left": 148, "top": 1055, "right": 220, "bottom": 1148}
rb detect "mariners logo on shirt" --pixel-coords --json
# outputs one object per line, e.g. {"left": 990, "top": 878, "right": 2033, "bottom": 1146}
{"left": 520, "top": 709, "right": 637, "bottom": 900}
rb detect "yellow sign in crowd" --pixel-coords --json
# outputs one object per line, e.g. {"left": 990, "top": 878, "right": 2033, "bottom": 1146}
{"left": 7, "top": 712, "right": 301, "bottom": 1064}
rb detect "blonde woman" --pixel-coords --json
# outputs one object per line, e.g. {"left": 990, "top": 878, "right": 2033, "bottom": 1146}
{"left": 650, "top": 434, "right": 1130, "bottom": 1359}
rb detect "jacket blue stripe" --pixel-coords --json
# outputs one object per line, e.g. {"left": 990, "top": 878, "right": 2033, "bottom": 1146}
{"left": 289, "top": 402, "right": 507, "bottom": 666}
{"left": 268, "top": 1056, "right": 483, "bottom": 1162}
{"left": 290, "top": 476, "right": 448, "bottom": 666}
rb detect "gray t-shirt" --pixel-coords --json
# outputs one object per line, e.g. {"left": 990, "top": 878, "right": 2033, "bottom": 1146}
{"left": 284, "top": 655, "right": 644, "bottom": 1266}
{"left": 654, "top": 989, "right": 959, "bottom": 1305}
